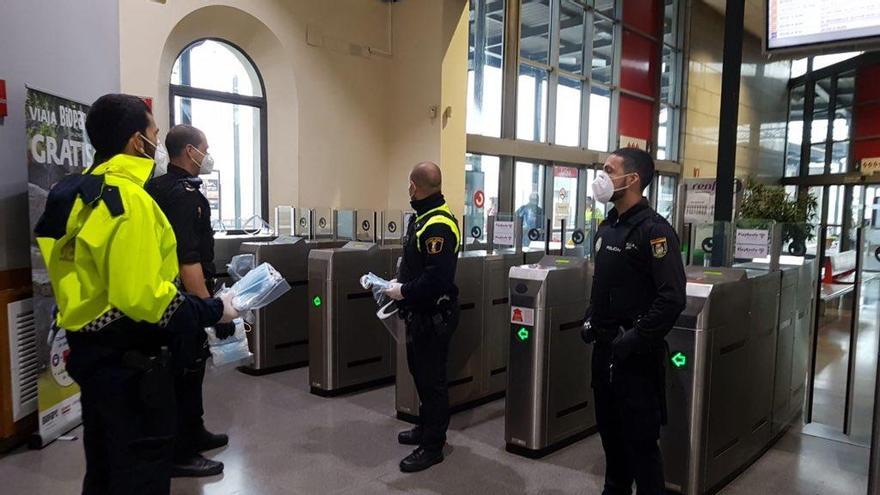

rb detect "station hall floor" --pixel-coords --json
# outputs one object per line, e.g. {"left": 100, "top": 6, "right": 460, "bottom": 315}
{"left": 0, "top": 365, "right": 869, "bottom": 495}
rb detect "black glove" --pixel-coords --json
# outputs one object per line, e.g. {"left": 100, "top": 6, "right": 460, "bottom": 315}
{"left": 214, "top": 321, "right": 237, "bottom": 340}
{"left": 581, "top": 321, "right": 596, "bottom": 344}
{"left": 612, "top": 327, "right": 646, "bottom": 361}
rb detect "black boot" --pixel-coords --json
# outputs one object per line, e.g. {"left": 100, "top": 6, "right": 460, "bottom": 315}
{"left": 194, "top": 427, "right": 229, "bottom": 453}
{"left": 399, "top": 447, "right": 444, "bottom": 473}
{"left": 397, "top": 427, "right": 423, "bottom": 446}
{"left": 170, "top": 454, "right": 224, "bottom": 478}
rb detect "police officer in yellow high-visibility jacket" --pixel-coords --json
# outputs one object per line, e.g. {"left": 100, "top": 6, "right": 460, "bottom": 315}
{"left": 384, "top": 162, "right": 461, "bottom": 473}
{"left": 34, "top": 94, "right": 238, "bottom": 495}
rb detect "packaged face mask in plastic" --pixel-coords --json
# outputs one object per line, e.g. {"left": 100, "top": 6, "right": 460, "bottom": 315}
{"left": 227, "top": 254, "right": 256, "bottom": 282}
{"left": 205, "top": 319, "right": 253, "bottom": 367}
{"left": 226, "top": 262, "right": 291, "bottom": 312}
{"left": 360, "top": 272, "right": 392, "bottom": 303}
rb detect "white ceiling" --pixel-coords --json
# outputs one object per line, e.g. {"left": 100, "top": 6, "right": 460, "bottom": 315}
{"left": 701, "top": 0, "right": 766, "bottom": 39}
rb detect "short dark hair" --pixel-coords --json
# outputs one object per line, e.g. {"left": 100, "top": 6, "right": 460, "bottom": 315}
{"left": 165, "top": 125, "right": 205, "bottom": 158}
{"left": 86, "top": 94, "right": 151, "bottom": 164}
{"left": 611, "top": 147, "right": 654, "bottom": 191}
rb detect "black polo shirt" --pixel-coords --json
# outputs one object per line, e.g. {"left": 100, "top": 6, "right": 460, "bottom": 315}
{"left": 146, "top": 164, "right": 216, "bottom": 285}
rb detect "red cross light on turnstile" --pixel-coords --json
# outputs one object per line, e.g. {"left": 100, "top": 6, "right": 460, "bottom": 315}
{"left": 512, "top": 308, "right": 523, "bottom": 322}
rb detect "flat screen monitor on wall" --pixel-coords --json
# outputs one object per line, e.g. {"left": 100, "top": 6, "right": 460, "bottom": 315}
{"left": 766, "top": 1, "right": 880, "bottom": 54}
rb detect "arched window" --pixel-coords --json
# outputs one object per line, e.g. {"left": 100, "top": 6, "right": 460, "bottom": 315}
{"left": 170, "top": 39, "right": 267, "bottom": 231}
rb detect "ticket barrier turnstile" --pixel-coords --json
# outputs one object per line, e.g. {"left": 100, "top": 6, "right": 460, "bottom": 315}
{"left": 734, "top": 259, "right": 817, "bottom": 438}
{"left": 237, "top": 236, "right": 346, "bottom": 374}
{"left": 505, "top": 256, "right": 595, "bottom": 457}
{"left": 308, "top": 241, "right": 395, "bottom": 396}
{"left": 395, "top": 251, "right": 487, "bottom": 419}
{"left": 661, "top": 263, "right": 814, "bottom": 494}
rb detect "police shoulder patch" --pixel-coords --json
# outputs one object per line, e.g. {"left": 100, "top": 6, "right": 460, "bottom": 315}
{"left": 426, "top": 236, "right": 444, "bottom": 254}
{"left": 650, "top": 237, "right": 668, "bottom": 258}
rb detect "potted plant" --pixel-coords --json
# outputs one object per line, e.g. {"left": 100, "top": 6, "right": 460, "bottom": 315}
{"left": 738, "top": 178, "right": 818, "bottom": 256}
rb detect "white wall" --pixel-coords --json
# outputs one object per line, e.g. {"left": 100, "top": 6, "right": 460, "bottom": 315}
{"left": 386, "top": 0, "right": 468, "bottom": 218}
{"left": 118, "top": 0, "right": 469, "bottom": 221}
{"left": 0, "top": 0, "right": 120, "bottom": 272}
{"left": 119, "top": 0, "right": 396, "bottom": 216}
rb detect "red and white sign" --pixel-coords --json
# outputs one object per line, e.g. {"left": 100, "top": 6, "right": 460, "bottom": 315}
{"left": 554, "top": 166, "right": 578, "bottom": 178}
{"left": 0, "top": 80, "right": 7, "bottom": 117}
{"left": 620, "top": 135, "right": 648, "bottom": 151}
{"left": 510, "top": 306, "right": 535, "bottom": 326}
{"left": 474, "top": 190, "right": 485, "bottom": 208}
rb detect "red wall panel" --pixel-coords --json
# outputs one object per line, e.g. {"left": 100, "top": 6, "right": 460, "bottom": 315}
{"left": 620, "top": 30, "right": 658, "bottom": 97}
{"left": 853, "top": 139, "right": 880, "bottom": 161}
{"left": 856, "top": 65, "right": 880, "bottom": 103}
{"left": 623, "top": 0, "right": 662, "bottom": 36}
{"left": 853, "top": 101, "right": 880, "bottom": 141}
{"left": 853, "top": 64, "right": 880, "bottom": 161}
{"left": 618, "top": 94, "right": 654, "bottom": 146}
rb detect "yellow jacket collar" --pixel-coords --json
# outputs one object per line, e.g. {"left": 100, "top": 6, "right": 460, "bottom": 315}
{"left": 91, "top": 154, "right": 155, "bottom": 187}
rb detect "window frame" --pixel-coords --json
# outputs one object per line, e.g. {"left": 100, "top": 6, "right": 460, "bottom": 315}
{"left": 168, "top": 38, "right": 269, "bottom": 233}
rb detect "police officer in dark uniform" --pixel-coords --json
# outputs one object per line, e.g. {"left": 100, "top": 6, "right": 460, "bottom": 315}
{"left": 384, "top": 161, "right": 461, "bottom": 473}
{"left": 582, "top": 148, "right": 687, "bottom": 495}
{"left": 146, "top": 125, "right": 231, "bottom": 478}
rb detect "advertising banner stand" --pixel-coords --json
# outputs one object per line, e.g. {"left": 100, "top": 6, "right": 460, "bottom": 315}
{"left": 25, "top": 87, "right": 91, "bottom": 448}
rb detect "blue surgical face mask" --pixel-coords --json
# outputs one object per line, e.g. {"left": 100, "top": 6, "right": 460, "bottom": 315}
{"left": 230, "top": 263, "right": 290, "bottom": 312}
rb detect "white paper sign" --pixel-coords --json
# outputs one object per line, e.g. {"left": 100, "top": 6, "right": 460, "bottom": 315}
{"left": 861, "top": 157, "right": 880, "bottom": 176}
{"left": 511, "top": 306, "right": 535, "bottom": 326}
{"left": 735, "top": 228, "right": 769, "bottom": 258}
{"left": 493, "top": 220, "right": 515, "bottom": 246}
{"left": 620, "top": 135, "right": 648, "bottom": 151}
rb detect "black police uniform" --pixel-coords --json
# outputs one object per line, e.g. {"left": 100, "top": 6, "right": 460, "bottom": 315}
{"left": 397, "top": 193, "right": 461, "bottom": 454}
{"left": 583, "top": 198, "right": 687, "bottom": 495}
{"left": 146, "top": 164, "right": 220, "bottom": 461}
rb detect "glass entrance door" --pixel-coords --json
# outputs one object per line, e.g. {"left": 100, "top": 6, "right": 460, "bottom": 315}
{"left": 806, "top": 185, "right": 880, "bottom": 452}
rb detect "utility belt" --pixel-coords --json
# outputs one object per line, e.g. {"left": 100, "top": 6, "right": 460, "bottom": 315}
{"left": 399, "top": 295, "right": 459, "bottom": 337}
{"left": 399, "top": 294, "right": 457, "bottom": 321}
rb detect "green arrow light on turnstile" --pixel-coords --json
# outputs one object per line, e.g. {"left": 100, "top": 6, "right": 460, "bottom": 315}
{"left": 516, "top": 327, "right": 530, "bottom": 342}
{"left": 313, "top": 296, "right": 322, "bottom": 308}
{"left": 671, "top": 351, "right": 687, "bottom": 369}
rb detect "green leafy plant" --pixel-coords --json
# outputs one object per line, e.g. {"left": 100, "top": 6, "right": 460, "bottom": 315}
{"left": 738, "top": 178, "right": 818, "bottom": 256}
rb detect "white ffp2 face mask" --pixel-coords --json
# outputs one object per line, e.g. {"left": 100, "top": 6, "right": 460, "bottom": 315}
{"left": 190, "top": 146, "right": 215, "bottom": 175}
{"left": 591, "top": 171, "right": 636, "bottom": 203}
{"left": 140, "top": 133, "right": 170, "bottom": 178}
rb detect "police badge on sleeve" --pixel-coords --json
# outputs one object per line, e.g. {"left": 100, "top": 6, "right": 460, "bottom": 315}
{"left": 650, "top": 237, "right": 668, "bottom": 258}
{"left": 426, "top": 236, "right": 444, "bottom": 254}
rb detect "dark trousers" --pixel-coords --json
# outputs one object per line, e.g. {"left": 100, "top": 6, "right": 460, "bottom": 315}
{"left": 592, "top": 344, "right": 666, "bottom": 495}
{"left": 173, "top": 359, "right": 206, "bottom": 459}
{"left": 168, "top": 325, "right": 209, "bottom": 460}
{"left": 67, "top": 331, "right": 176, "bottom": 495}
{"left": 404, "top": 307, "right": 458, "bottom": 452}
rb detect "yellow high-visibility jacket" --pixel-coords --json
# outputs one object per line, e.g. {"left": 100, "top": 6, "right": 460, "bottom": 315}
{"left": 36, "top": 154, "right": 183, "bottom": 331}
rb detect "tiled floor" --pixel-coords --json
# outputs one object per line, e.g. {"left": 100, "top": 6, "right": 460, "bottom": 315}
{"left": 0, "top": 364, "right": 870, "bottom": 495}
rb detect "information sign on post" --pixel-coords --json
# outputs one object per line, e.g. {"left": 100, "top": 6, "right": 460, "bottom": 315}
{"left": 493, "top": 220, "right": 515, "bottom": 247}
{"left": 735, "top": 228, "right": 770, "bottom": 259}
